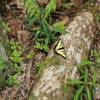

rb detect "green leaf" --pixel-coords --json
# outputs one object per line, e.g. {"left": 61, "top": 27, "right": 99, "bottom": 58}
{"left": 32, "top": 26, "right": 40, "bottom": 31}
{"left": 25, "top": 0, "right": 30, "bottom": 10}
{"left": 10, "top": 41, "right": 15, "bottom": 45}
{"left": 27, "top": 17, "right": 39, "bottom": 28}
{"left": 42, "top": 20, "right": 49, "bottom": 34}
{"left": 18, "top": 46, "right": 24, "bottom": 51}
{"left": 87, "top": 82, "right": 97, "bottom": 87}
{"left": 17, "top": 57, "right": 24, "bottom": 63}
{"left": 26, "top": 54, "right": 32, "bottom": 59}
{"left": 12, "top": 50, "right": 22, "bottom": 57}
{"left": 61, "top": 2, "right": 74, "bottom": 8}
{"left": 93, "top": 68, "right": 97, "bottom": 83}
{"left": 51, "top": 22, "right": 67, "bottom": 34}
{"left": 73, "top": 86, "right": 84, "bottom": 100}
{"left": 15, "top": 64, "right": 24, "bottom": 73}
{"left": 0, "top": 59, "right": 6, "bottom": 64}
{"left": 85, "top": 86, "right": 91, "bottom": 100}
{"left": 77, "top": 61, "right": 95, "bottom": 67}
{"left": 45, "top": 0, "right": 57, "bottom": 19}
{"left": 27, "top": 3, "right": 33, "bottom": 14}
{"left": 0, "top": 64, "right": 4, "bottom": 70}
{"left": 67, "top": 80, "right": 83, "bottom": 85}
{"left": 52, "top": 28, "right": 67, "bottom": 34}
{"left": 24, "top": 17, "right": 39, "bottom": 28}
{"left": 30, "top": 9, "right": 36, "bottom": 17}
{"left": 84, "top": 67, "right": 88, "bottom": 83}
{"left": 94, "top": 50, "right": 99, "bottom": 60}
{"left": 11, "top": 46, "right": 16, "bottom": 49}
{"left": 80, "top": 93, "right": 87, "bottom": 100}
{"left": 9, "top": 56, "right": 17, "bottom": 63}
{"left": 92, "top": 88, "right": 96, "bottom": 99}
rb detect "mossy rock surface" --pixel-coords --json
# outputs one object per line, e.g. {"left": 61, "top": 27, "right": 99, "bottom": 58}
{"left": 0, "top": 16, "right": 13, "bottom": 89}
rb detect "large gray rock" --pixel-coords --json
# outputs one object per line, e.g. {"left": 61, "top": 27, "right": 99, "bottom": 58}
{"left": 28, "top": 10, "right": 95, "bottom": 100}
{"left": 0, "top": 16, "right": 13, "bottom": 89}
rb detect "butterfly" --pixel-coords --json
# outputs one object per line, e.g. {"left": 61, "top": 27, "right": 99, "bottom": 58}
{"left": 54, "top": 38, "right": 67, "bottom": 59}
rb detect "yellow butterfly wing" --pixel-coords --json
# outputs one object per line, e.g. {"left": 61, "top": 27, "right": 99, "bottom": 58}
{"left": 54, "top": 39, "right": 66, "bottom": 59}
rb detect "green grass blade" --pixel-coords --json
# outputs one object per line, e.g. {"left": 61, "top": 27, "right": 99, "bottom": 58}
{"left": 86, "top": 86, "right": 91, "bottom": 100}
{"left": 73, "top": 86, "right": 84, "bottom": 100}
{"left": 67, "top": 80, "right": 83, "bottom": 85}
{"left": 93, "top": 68, "right": 97, "bottom": 83}
{"left": 80, "top": 93, "right": 87, "bottom": 100}
{"left": 84, "top": 67, "right": 88, "bottom": 83}
{"left": 77, "top": 61, "right": 95, "bottom": 67}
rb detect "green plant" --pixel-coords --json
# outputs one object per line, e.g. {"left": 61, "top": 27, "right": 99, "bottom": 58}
{"left": 34, "top": 42, "right": 49, "bottom": 52}
{"left": 61, "top": 2, "right": 74, "bottom": 8}
{"left": 26, "top": 49, "right": 35, "bottom": 59}
{"left": 5, "top": 74, "right": 19, "bottom": 86}
{"left": 21, "top": 0, "right": 67, "bottom": 51}
{"left": 63, "top": 49, "right": 100, "bottom": 100}
{"left": 9, "top": 41, "right": 24, "bottom": 63}
{"left": 1, "top": 22, "right": 11, "bottom": 32}
{"left": 0, "top": 59, "right": 7, "bottom": 70}
{"left": 44, "top": 0, "right": 57, "bottom": 19}
{"left": 6, "top": 41, "right": 24, "bottom": 86}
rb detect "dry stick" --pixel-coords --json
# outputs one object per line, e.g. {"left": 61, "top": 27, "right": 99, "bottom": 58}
{"left": 26, "top": 58, "right": 33, "bottom": 91}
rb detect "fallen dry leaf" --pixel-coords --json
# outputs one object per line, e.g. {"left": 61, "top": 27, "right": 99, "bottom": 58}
{"left": 71, "top": 0, "right": 83, "bottom": 7}
{"left": 17, "top": 30, "right": 30, "bottom": 43}
{"left": 10, "top": 0, "right": 24, "bottom": 9}
{"left": 60, "top": 16, "right": 70, "bottom": 25}
{"left": 8, "top": 19, "right": 23, "bottom": 37}
{"left": 8, "top": 85, "right": 18, "bottom": 100}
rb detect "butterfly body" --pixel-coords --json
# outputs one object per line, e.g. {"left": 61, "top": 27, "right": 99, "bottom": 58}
{"left": 54, "top": 38, "right": 67, "bottom": 59}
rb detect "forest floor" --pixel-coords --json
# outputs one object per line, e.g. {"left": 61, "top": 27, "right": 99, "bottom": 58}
{"left": 0, "top": 0, "right": 100, "bottom": 100}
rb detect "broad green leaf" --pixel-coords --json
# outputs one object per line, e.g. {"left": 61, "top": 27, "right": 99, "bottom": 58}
{"left": 9, "top": 41, "right": 15, "bottom": 45}
{"left": 52, "top": 28, "right": 67, "bottom": 34}
{"left": 51, "top": 22, "right": 67, "bottom": 34}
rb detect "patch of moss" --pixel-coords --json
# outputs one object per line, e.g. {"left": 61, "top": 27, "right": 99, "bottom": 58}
{"left": 35, "top": 56, "right": 61, "bottom": 79}
{"left": 28, "top": 92, "right": 35, "bottom": 100}
{"left": 62, "top": 82, "right": 75, "bottom": 100}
